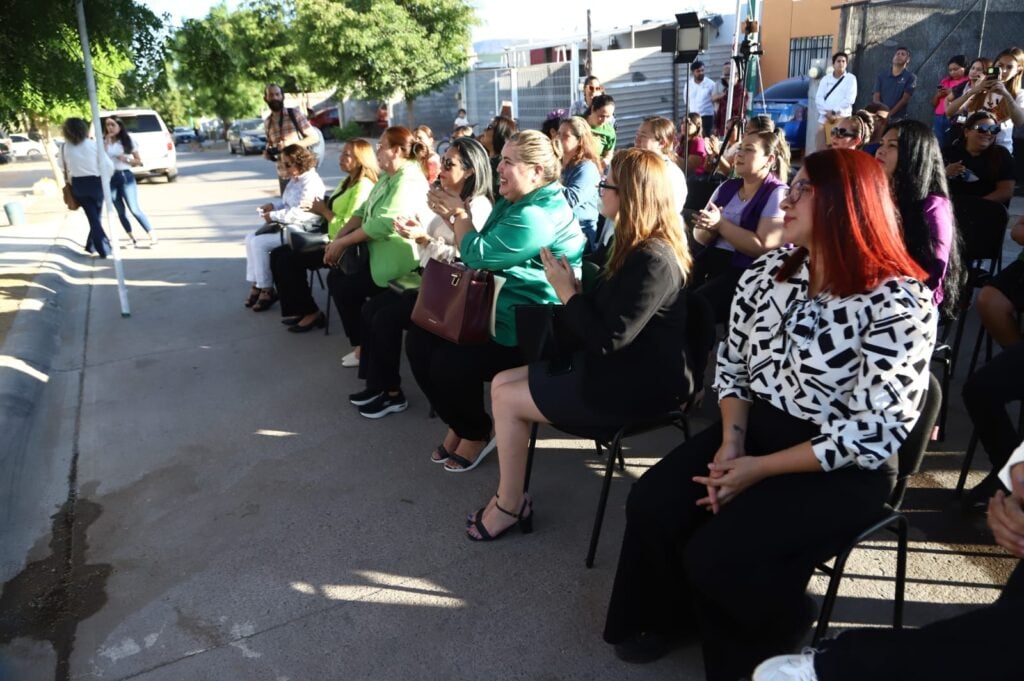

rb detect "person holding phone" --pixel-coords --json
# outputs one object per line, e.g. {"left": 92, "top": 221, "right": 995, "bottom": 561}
{"left": 463, "top": 148, "right": 695, "bottom": 540}
{"left": 689, "top": 129, "right": 789, "bottom": 322}
{"left": 945, "top": 49, "right": 1024, "bottom": 153}
{"left": 931, "top": 55, "right": 968, "bottom": 147}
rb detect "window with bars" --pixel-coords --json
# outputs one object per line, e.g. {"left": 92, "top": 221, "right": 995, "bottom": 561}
{"left": 789, "top": 35, "right": 833, "bottom": 78}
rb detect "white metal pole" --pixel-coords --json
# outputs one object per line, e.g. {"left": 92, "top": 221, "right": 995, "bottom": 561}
{"left": 75, "top": 0, "right": 130, "bottom": 317}
{"left": 725, "top": 0, "right": 744, "bottom": 136}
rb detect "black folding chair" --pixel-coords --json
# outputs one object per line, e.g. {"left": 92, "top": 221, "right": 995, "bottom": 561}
{"left": 307, "top": 268, "right": 331, "bottom": 335}
{"left": 520, "top": 291, "right": 718, "bottom": 568}
{"left": 811, "top": 372, "right": 941, "bottom": 645}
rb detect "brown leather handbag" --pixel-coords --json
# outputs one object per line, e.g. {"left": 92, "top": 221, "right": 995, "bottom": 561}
{"left": 62, "top": 184, "right": 79, "bottom": 211}
{"left": 411, "top": 258, "right": 495, "bottom": 345}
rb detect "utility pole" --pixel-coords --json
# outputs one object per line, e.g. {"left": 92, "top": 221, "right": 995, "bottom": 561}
{"left": 586, "top": 9, "right": 593, "bottom": 77}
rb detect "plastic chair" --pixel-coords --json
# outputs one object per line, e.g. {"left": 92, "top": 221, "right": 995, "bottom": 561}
{"left": 520, "top": 291, "right": 718, "bottom": 568}
{"left": 811, "top": 372, "right": 941, "bottom": 645}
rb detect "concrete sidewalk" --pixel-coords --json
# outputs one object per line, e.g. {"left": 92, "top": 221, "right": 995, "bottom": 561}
{"left": 0, "top": 151, "right": 1018, "bottom": 680}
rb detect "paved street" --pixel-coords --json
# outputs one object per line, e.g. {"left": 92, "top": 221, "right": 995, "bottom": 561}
{"left": 0, "top": 146, "right": 1019, "bottom": 680}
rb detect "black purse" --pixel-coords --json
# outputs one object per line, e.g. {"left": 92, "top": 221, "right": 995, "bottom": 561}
{"left": 515, "top": 304, "right": 573, "bottom": 363}
{"left": 339, "top": 242, "right": 369, "bottom": 275}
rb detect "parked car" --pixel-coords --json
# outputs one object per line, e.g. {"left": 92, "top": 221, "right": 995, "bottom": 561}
{"left": 754, "top": 76, "right": 810, "bottom": 153}
{"left": 309, "top": 107, "right": 340, "bottom": 131}
{"left": 100, "top": 108, "right": 178, "bottom": 182}
{"left": 227, "top": 119, "right": 267, "bottom": 155}
{"left": 0, "top": 141, "right": 12, "bottom": 164}
{"left": 173, "top": 126, "right": 197, "bottom": 145}
{"left": 9, "top": 133, "right": 45, "bottom": 159}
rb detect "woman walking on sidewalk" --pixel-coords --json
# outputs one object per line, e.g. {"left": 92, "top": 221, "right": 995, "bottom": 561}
{"left": 103, "top": 116, "right": 157, "bottom": 247}
{"left": 61, "top": 117, "right": 112, "bottom": 258}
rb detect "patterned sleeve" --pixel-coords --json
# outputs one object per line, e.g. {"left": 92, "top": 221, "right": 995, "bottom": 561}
{"left": 713, "top": 250, "right": 787, "bottom": 402}
{"left": 812, "top": 279, "right": 937, "bottom": 471}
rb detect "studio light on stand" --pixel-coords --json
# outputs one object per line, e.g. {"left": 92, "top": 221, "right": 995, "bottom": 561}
{"left": 662, "top": 12, "right": 709, "bottom": 162}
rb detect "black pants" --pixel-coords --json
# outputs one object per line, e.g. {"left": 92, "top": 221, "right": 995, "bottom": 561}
{"left": 358, "top": 288, "right": 418, "bottom": 392}
{"left": 962, "top": 341, "right": 1024, "bottom": 483}
{"left": 327, "top": 266, "right": 385, "bottom": 347}
{"left": 270, "top": 245, "right": 326, "bottom": 317}
{"left": 603, "top": 400, "right": 894, "bottom": 681}
{"left": 71, "top": 175, "right": 110, "bottom": 257}
{"left": 404, "top": 324, "right": 523, "bottom": 441}
{"left": 814, "top": 559, "right": 1024, "bottom": 680}
{"left": 689, "top": 246, "right": 744, "bottom": 324}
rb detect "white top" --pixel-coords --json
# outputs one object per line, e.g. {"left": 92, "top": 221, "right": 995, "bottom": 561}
{"left": 687, "top": 77, "right": 716, "bottom": 116}
{"left": 62, "top": 139, "right": 113, "bottom": 179}
{"left": 999, "top": 440, "right": 1024, "bottom": 490}
{"left": 994, "top": 91, "right": 1024, "bottom": 153}
{"left": 417, "top": 195, "right": 493, "bottom": 266}
{"left": 105, "top": 138, "right": 136, "bottom": 171}
{"left": 715, "top": 248, "right": 936, "bottom": 471}
{"left": 453, "top": 115, "right": 470, "bottom": 129}
{"left": 815, "top": 71, "right": 858, "bottom": 123}
{"left": 270, "top": 170, "right": 327, "bottom": 224}
{"left": 664, "top": 156, "right": 688, "bottom": 216}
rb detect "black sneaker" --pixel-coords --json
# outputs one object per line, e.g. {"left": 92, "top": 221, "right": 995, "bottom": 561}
{"left": 349, "top": 387, "right": 382, "bottom": 406}
{"left": 359, "top": 391, "right": 408, "bottom": 419}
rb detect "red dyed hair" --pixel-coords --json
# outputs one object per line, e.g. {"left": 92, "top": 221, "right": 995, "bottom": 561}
{"left": 776, "top": 148, "right": 927, "bottom": 295}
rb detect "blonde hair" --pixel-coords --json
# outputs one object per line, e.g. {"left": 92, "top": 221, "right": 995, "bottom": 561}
{"left": 558, "top": 116, "right": 603, "bottom": 172}
{"left": 341, "top": 138, "right": 379, "bottom": 192}
{"left": 605, "top": 148, "right": 692, "bottom": 281}
{"left": 641, "top": 116, "right": 679, "bottom": 162}
{"left": 505, "top": 129, "right": 562, "bottom": 184}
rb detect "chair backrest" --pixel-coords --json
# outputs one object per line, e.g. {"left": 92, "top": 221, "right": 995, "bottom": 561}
{"left": 890, "top": 371, "right": 941, "bottom": 509}
{"left": 685, "top": 290, "right": 718, "bottom": 395}
{"left": 952, "top": 196, "right": 1009, "bottom": 264}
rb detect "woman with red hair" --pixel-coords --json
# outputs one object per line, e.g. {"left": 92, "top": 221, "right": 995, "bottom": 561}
{"left": 603, "top": 149, "right": 937, "bottom": 680}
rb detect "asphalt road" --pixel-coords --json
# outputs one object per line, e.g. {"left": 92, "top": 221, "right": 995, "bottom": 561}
{"left": 0, "top": 146, "right": 1017, "bottom": 681}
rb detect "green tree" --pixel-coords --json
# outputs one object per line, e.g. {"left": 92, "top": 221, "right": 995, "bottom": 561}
{"left": 293, "top": 0, "right": 476, "bottom": 101}
{"left": 0, "top": 0, "right": 161, "bottom": 128}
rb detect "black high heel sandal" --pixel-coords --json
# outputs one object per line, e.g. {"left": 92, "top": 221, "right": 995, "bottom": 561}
{"left": 244, "top": 287, "right": 261, "bottom": 308}
{"left": 466, "top": 497, "right": 533, "bottom": 541}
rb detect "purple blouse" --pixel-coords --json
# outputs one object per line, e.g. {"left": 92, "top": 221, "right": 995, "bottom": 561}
{"left": 921, "top": 193, "right": 953, "bottom": 306}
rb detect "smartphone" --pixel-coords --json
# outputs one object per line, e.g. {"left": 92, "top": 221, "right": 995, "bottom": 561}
{"left": 985, "top": 66, "right": 1000, "bottom": 80}
{"left": 431, "top": 178, "right": 442, "bottom": 190}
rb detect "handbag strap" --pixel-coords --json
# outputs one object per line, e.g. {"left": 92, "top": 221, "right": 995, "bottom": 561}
{"left": 822, "top": 76, "right": 845, "bottom": 103}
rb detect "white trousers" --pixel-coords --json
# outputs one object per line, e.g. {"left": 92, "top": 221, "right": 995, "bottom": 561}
{"left": 244, "top": 230, "right": 283, "bottom": 289}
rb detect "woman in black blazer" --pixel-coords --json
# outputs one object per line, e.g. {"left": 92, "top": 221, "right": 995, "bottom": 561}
{"left": 465, "top": 148, "right": 696, "bottom": 541}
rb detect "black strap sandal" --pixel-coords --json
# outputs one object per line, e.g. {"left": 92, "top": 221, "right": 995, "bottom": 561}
{"left": 466, "top": 498, "right": 533, "bottom": 542}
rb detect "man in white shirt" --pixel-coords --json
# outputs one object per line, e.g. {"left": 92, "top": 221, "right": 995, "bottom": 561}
{"left": 753, "top": 440, "right": 1024, "bottom": 681}
{"left": 814, "top": 52, "right": 858, "bottom": 152}
{"left": 687, "top": 60, "right": 716, "bottom": 135}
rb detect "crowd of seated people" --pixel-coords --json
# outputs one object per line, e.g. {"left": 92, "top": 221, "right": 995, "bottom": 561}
{"left": 237, "top": 49, "right": 1024, "bottom": 678}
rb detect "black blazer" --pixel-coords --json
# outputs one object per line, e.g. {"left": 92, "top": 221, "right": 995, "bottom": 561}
{"left": 557, "top": 239, "right": 694, "bottom": 418}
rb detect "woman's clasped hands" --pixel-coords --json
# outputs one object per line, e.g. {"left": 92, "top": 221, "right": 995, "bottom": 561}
{"left": 693, "top": 202, "right": 722, "bottom": 232}
{"left": 693, "top": 441, "right": 766, "bottom": 514}
{"left": 539, "top": 247, "right": 580, "bottom": 303}
{"left": 426, "top": 185, "right": 465, "bottom": 221}
{"left": 393, "top": 216, "right": 429, "bottom": 244}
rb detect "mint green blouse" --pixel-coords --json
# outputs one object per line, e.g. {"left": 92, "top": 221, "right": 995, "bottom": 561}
{"left": 460, "top": 182, "right": 586, "bottom": 346}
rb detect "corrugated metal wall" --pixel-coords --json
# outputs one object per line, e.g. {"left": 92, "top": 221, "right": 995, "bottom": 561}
{"left": 593, "top": 44, "right": 734, "bottom": 149}
{"left": 509, "top": 63, "right": 574, "bottom": 131}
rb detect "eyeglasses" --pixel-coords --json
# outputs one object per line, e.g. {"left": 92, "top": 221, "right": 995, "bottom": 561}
{"left": 969, "top": 123, "right": 1000, "bottom": 134}
{"left": 783, "top": 179, "right": 812, "bottom": 204}
{"left": 598, "top": 181, "right": 618, "bottom": 194}
{"left": 441, "top": 158, "right": 462, "bottom": 171}
{"left": 831, "top": 127, "right": 859, "bottom": 139}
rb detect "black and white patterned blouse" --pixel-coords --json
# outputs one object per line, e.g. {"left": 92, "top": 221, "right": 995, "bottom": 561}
{"left": 714, "top": 248, "right": 936, "bottom": 471}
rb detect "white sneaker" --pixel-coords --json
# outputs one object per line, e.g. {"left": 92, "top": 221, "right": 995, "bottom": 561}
{"left": 341, "top": 351, "right": 359, "bottom": 368}
{"left": 753, "top": 649, "right": 819, "bottom": 681}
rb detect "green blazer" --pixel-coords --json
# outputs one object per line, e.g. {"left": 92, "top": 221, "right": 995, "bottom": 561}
{"left": 327, "top": 177, "right": 375, "bottom": 239}
{"left": 461, "top": 182, "right": 586, "bottom": 346}
{"left": 356, "top": 162, "right": 429, "bottom": 287}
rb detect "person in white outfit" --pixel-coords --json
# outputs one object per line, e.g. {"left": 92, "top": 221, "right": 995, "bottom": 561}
{"left": 244, "top": 144, "right": 326, "bottom": 311}
{"left": 814, "top": 52, "right": 858, "bottom": 152}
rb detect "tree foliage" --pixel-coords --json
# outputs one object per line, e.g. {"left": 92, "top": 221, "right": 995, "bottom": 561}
{"left": 0, "top": 0, "right": 161, "bottom": 127}
{"left": 293, "top": 0, "right": 476, "bottom": 101}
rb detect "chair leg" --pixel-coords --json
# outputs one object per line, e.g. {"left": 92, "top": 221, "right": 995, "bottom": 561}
{"left": 956, "top": 430, "right": 979, "bottom": 496}
{"left": 937, "top": 358, "right": 951, "bottom": 441}
{"left": 948, "top": 309, "right": 970, "bottom": 377}
{"left": 812, "top": 549, "right": 853, "bottom": 646}
{"left": 524, "top": 422, "right": 539, "bottom": 494}
{"left": 315, "top": 269, "right": 330, "bottom": 335}
{"left": 587, "top": 431, "right": 623, "bottom": 569}
{"left": 893, "top": 515, "right": 908, "bottom": 630}
{"left": 681, "top": 414, "right": 692, "bottom": 441}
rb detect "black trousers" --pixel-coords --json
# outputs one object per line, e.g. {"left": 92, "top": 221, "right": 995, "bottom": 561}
{"left": 357, "top": 288, "right": 418, "bottom": 392}
{"left": 404, "top": 324, "right": 523, "bottom": 441}
{"left": 814, "top": 559, "right": 1024, "bottom": 680}
{"left": 603, "top": 400, "right": 894, "bottom": 681}
{"left": 962, "top": 342, "right": 1024, "bottom": 481}
{"left": 270, "top": 245, "right": 326, "bottom": 317}
{"left": 689, "top": 246, "right": 745, "bottom": 324}
{"left": 71, "top": 175, "right": 110, "bottom": 257}
{"left": 327, "top": 266, "right": 385, "bottom": 347}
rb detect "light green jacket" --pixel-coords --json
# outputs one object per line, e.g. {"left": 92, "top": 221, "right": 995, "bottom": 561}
{"left": 356, "top": 162, "right": 430, "bottom": 287}
{"left": 327, "top": 177, "right": 375, "bottom": 239}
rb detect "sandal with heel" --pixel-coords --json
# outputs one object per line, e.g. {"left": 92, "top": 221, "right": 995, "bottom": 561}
{"left": 244, "top": 287, "right": 261, "bottom": 308}
{"left": 466, "top": 496, "right": 533, "bottom": 541}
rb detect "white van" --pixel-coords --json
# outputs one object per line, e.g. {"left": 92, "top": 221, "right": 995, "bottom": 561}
{"left": 101, "top": 108, "right": 178, "bottom": 182}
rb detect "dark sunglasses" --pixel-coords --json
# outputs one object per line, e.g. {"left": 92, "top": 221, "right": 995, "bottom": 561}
{"left": 441, "top": 158, "right": 463, "bottom": 171}
{"left": 831, "top": 127, "right": 859, "bottom": 139}
{"left": 598, "top": 180, "right": 618, "bottom": 193}
{"left": 970, "top": 123, "right": 1000, "bottom": 134}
